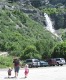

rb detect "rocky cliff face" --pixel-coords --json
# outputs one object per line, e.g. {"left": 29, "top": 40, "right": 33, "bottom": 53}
{"left": 19, "top": 0, "right": 66, "bottom": 30}
{"left": 20, "top": 0, "right": 66, "bottom": 7}
{"left": 1, "top": 0, "right": 66, "bottom": 30}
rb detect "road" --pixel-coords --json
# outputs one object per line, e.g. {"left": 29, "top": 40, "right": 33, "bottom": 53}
{"left": 0, "top": 65, "right": 66, "bottom": 80}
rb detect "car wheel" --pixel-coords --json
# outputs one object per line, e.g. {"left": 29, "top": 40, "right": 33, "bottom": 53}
{"left": 60, "top": 64, "right": 63, "bottom": 66}
{"left": 29, "top": 64, "right": 32, "bottom": 68}
{"left": 57, "top": 62, "right": 59, "bottom": 66}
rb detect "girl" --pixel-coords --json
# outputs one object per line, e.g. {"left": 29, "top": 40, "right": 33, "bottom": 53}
{"left": 8, "top": 67, "right": 12, "bottom": 78}
{"left": 24, "top": 64, "right": 29, "bottom": 78}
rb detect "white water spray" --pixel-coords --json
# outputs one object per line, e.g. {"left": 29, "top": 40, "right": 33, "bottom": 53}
{"left": 44, "top": 13, "right": 58, "bottom": 37}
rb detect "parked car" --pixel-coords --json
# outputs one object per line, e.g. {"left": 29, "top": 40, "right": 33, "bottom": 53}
{"left": 25, "top": 59, "right": 40, "bottom": 68}
{"left": 47, "top": 58, "right": 57, "bottom": 66}
{"left": 40, "top": 60, "right": 49, "bottom": 67}
{"left": 54, "top": 58, "right": 65, "bottom": 66}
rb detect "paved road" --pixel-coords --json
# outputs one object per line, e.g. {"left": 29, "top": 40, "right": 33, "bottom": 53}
{"left": 0, "top": 65, "right": 66, "bottom": 80}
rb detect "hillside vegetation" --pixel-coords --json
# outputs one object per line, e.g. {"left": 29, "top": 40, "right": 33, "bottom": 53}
{"left": 0, "top": 6, "right": 58, "bottom": 60}
{"left": 0, "top": 0, "right": 66, "bottom": 68}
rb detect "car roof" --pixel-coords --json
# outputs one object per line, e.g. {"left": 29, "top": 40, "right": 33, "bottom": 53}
{"left": 54, "top": 58, "right": 64, "bottom": 59}
{"left": 26, "top": 58, "right": 37, "bottom": 60}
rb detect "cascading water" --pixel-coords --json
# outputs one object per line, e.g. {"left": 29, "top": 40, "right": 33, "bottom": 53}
{"left": 44, "top": 13, "right": 58, "bottom": 37}
{"left": 44, "top": 13, "right": 62, "bottom": 41}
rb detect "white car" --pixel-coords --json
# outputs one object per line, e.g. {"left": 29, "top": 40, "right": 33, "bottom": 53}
{"left": 55, "top": 58, "right": 65, "bottom": 66}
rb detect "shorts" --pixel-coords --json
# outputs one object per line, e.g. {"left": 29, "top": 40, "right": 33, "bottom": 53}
{"left": 25, "top": 70, "right": 29, "bottom": 75}
{"left": 14, "top": 66, "right": 20, "bottom": 73}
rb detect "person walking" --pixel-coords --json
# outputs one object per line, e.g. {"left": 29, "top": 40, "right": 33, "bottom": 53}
{"left": 13, "top": 57, "right": 20, "bottom": 78}
{"left": 8, "top": 67, "right": 12, "bottom": 78}
{"left": 24, "top": 64, "right": 29, "bottom": 78}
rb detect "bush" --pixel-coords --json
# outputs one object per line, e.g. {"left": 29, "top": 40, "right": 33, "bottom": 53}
{"left": 0, "top": 56, "right": 13, "bottom": 68}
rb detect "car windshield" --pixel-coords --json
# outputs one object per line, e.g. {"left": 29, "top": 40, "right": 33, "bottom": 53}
{"left": 56, "top": 58, "right": 65, "bottom": 61}
{"left": 26, "top": 60, "right": 32, "bottom": 62}
{"left": 56, "top": 59, "right": 60, "bottom": 61}
{"left": 40, "top": 61, "right": 46, "bottom": 63}
{"left": 34, "top": 60, "right": 39, "bottom": 62}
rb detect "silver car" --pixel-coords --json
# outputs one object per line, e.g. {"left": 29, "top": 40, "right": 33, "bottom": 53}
{"left": 25, "top": 59, "right": 40, "bottom": 68}
{"left": 55, "top": 58, "right": 65, "bottom": 66}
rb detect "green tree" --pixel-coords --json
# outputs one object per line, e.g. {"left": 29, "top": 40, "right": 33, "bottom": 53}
{"left": 52, "top": 41, "right": 66, "bottom": 60}
{"left": 21, "top": 45, "right": 41, "bottom": 60}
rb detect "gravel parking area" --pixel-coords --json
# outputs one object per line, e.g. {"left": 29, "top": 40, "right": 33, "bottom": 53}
{"left": 0, "top": 65, "right": 66, "bottom": 80}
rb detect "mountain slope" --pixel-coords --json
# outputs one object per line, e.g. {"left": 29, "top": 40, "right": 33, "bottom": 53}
{"left": 0, "top": 2, "right": 58, "bottom": 59}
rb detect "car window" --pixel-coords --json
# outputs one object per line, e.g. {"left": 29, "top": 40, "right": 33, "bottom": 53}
{"left": 34, "top": 59, "right": 39, "bottom": 62}
{"left": 26, "top": 60, "right": 32, "bottom": 62}
{"left": 61, "top": 58, "right": 65, "bottom": 60}
{"left": 56, "top": 59, "right": 60, "bottom": 61}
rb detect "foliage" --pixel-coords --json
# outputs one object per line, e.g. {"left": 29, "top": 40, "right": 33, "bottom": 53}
{"left": 62, "top": 32, "right": 66, "bottom": 41}
{"left": 35, "top": 39, "right": 55, "bottom": 59}
{"left": 0, "top": 56, "right": 13, "bottom": 68}
{"left": 52, "top": 41, "right": 66, "bottom": 60}
{"left": 41, "top": 8, "right": 66, "bottom": 15}
{"left": 0, "top": 0, "right": 66, "bottom": 68}
{"left": 21, "top": 45, "right": 41, "bottom": 60}
{"left": 0, "top": 8, "right": 57, "bottom": 60}
{"left": 41, "top": 7, "right": 66, "bottom": 29}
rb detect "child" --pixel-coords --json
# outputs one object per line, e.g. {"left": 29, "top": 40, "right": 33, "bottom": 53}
{"left": 24, "top": 64, "right": 29, "bottom": 78}
{"left": 8, "top": 67, "right": 12, "bottom": 78}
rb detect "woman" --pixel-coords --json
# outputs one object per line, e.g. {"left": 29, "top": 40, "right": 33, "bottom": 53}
{"left": 13, "top": 57, "right": 20, "bottom": 78}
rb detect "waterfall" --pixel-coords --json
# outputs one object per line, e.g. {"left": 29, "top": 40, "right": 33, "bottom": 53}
{"left": 44, "top": 13, "right": 58, "bottom": 36}
{"left": 44, "top": 13, "right": 62, "bottom": 41}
